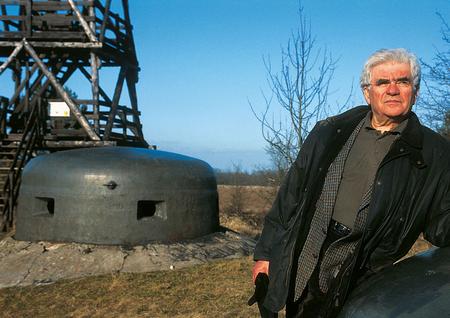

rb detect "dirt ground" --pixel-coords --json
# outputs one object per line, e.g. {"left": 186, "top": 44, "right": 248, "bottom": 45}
{"left": 218, "top": 185, "right": 433, "bottom": 258}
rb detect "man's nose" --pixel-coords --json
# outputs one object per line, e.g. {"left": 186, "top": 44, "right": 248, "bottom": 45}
{"left": 386, "top": 81, "right": 400, "bottom": 95}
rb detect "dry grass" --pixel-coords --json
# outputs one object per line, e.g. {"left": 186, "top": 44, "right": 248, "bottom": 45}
{"left": 218, "top": 185, "right": 275, "bottom": 239}
{"left": 0, "top": 257, "right": 260, "bottom": 318}
{"left": 0, "top": 185, "right": 432, "bottom": 317}
{"left": 0, "top": 186, "right": 269, "bottom": 318}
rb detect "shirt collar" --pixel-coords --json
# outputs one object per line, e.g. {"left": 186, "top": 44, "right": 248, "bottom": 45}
{"left": 364, "top": 111, "right": 409, "bottom": 134}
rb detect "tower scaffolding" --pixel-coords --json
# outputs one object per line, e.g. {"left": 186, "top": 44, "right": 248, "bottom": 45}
{"left": 0, "top": 0, "right": 148, "bottom": 231}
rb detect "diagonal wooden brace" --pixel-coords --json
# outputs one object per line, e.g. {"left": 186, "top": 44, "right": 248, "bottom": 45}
{"left": 103, "top": 66, "right": 127, "bottom": 140}
{"left": 22, "top": 40, "right": 100, "bottom": 141}
{"left": 0, "top": 42, "right": 23, "bottom": 75}
{"left": 68, "top": 0, "right": 98, "bottom": 43}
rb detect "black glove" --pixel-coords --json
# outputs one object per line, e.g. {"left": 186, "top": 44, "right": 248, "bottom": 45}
{"left": 248, "top": 272, "right": 270, "bottom": 305}
{"left": 248, "top": 273, "right": 278, "bottom": 318}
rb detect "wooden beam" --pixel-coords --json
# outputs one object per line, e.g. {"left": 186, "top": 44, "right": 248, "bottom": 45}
{"left": 43, "top": 140, "right": 116, "bottom": 148}
{"left": 7, "top": 59, "right": 74, "bottom": 123}
{"left": 26, "top": 62, "right": 76, "bottom": 116}
{"left": 0, "top": 31, "right": 88, "bottom": 40}
{"left": 0, "top": 1, "right": 27, "bottom": 5}
{"left": 78, "top": 65, "right": 113, "bottom": 105}
{"left": 108, "top": 131, "right": 141, "bottom": 141}
{"left": 99, "top": 0, "right": 111, "bottom": 43}
{"left": 0, "top": 42, "right": 23, "bottom": 75}
{"left": 0, "top": 20, "right": 21, "bottom": 30}
{"left": 7, "top": 62, "right": 38, "bottom": 107}
{"left": 22, "top": 40, "right": 100, "bottom": 141}
{"left": 1, "top": 5, "right": 10, "bottom": 31}
{"left": 0, "top": 41, "right": 102, "bottom": 48}
{"left": 31, "top": 0, "right": 93, "bottom": 11}
{"left": 57, "top": 62, "right": 77, "bottom": 86}
{"left": 103, "top": 66, "right": 126, "bottom": 140}
{"left": 67, "top": 0, "right": 98, "bottom": 43}
{"left": 95, "top": 1, "right": 126, "bottom": 26}
{"left": 31, "top": 14, "right": 95, "bottom": 25}
{"left": 90, "top": 52, "right": 99, "bottom": 133}
{"left": 24, "top": 0, "right": 31, "bottom": 37}
{"left": 13, "top": 57, "right": 21, "bottom": 100}
{"left": 0, "top": 97, "right": 8, "bottom": 134}
{"left": 0, "top": 15, "right": 25, "bottom": 21}
{"left": 122, "top": 0, "right": 139, "bottom": 67}
{"left": 96, "top": 45, "right": 138, "bottom": 71}
{"left": 88, "top": 2, "right": 99, "bottom": 132}
{"left": 125, "top": 74, "right": 145, "bottom": 141}
{"left": 100, "top": 114, "right": 140, "bottom": 128}
{"left": 24, "top": 60, "right": 29, "bottom": 112}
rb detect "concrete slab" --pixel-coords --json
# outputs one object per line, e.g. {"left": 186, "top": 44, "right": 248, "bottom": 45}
{"left": 0, "top": 230, "right": 255, "bottom": 289}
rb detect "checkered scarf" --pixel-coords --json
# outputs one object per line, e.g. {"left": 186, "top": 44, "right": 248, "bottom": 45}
{"left": 294, "top": 118, "right": 366, "bottom": 301}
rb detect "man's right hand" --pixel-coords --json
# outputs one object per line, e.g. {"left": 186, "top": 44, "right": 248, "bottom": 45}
{"left": 252, "top": 260, "right": 270, "bottom": 283}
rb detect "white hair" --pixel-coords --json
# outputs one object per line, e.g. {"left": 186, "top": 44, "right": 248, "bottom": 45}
{"left": 360, "top": 48, "right": 421, "bottom": 92}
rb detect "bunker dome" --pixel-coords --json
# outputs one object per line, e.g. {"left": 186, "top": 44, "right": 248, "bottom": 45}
{"left": 15, "top": 147, "right": 219, "bottom": 245}
{"left": 338, "top": 247, "right": 450, "bottom": 318}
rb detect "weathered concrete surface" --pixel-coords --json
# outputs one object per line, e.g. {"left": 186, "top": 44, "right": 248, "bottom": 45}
{"left": 339, "top": 247, "right": 450, "bottom": 318}
{"left": 16, "top": 147, "right": 220, "bottom": 245}
{"left": 0, "top": 230, "right": 255, "bottom": 288}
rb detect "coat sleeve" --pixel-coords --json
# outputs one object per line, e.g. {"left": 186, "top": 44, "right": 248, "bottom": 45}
{"left": 253, "top": 158, "right": 304, "bottom": 260}
{"left": 253, "top": 121, "right": 326, "bottom": 261}
{"left": 424, "top": 167, "right": 450, "bottom": 247}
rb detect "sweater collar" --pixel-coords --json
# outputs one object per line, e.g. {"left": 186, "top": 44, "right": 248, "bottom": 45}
{"left": 330, "top": 105, "right": 424, "bottom": 150}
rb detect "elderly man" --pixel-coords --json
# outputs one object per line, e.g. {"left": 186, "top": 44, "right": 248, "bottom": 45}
{"left": 252, "top": 48, "right": 450, "bottom": 317}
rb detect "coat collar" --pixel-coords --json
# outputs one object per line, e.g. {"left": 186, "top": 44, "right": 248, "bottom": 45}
{"left": 329, "top": 105, "right": 424, "bottom": 149}
{"left": 329, "top": 105, "right": 426, "bottom": 168}
{"left": 398, "top": 111, "right": 423, "bottom": 150}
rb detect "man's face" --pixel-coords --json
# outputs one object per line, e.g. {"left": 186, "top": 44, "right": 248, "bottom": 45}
{"left": 363, "top": 62, "right": 417, "bottom": 123}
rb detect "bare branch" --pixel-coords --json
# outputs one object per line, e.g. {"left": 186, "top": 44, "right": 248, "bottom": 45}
{"left": 416, "top": 13, "right": 450, "bottom": 135}
{"left": 249, "top": 3, "right": 351, "bottom": 173}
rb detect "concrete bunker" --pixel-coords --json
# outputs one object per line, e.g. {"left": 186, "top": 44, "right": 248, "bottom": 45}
{"left": 338, "top": 247, "right": 450, "bottom": 317}
{"left": 15, "top": 147, "right": 219, "bottom": 245}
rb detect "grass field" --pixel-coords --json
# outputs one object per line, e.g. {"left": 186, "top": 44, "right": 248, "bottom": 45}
{"left": 0, "top": 186, "right": 272, "bottom": 318}
{"left": 0, "top": 185, "right": 432, "bottom": 317}
{"left": 0, "top": 257, "right": 260, "bottom": 318}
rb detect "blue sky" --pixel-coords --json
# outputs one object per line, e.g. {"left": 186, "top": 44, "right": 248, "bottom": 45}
{"left": 127, "top": 0, "right": 449, "bottom": 171}
{"left": 2, "top": 1, "right": 448, "bottom": 171}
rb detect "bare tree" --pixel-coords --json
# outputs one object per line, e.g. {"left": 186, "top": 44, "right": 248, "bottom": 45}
{"left": 438, "top": 112, "right": 450, "bottom": 138}
{"left": 417, "top": 14, "right": 450, "bottom": 137}
{"left": 250, "top": 5, "right": 350, "bottom": 174}
{"left": 225, "top": 163, "right": 246, "bottom": 215}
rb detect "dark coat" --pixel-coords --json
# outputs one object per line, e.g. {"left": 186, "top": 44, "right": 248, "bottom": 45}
{"left": 254, "top": 106, "right": 450, "bottom": 315}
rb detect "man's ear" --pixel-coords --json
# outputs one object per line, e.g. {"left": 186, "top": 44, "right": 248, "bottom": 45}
{"left": 363, "top": 87, "right": 371, "bottom": 104}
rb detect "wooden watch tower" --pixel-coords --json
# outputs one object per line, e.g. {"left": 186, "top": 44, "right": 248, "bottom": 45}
{"left": 0, "top": 0, "right": 148, "bottom": 231}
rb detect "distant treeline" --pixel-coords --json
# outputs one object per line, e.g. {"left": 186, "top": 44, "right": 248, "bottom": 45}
{"left": 214, "top": 168, "right": 283, "bottom": 186}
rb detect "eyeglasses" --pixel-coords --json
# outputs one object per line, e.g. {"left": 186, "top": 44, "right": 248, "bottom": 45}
{"left": 368, "top": 78, "right": 413, "bottom": 89}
